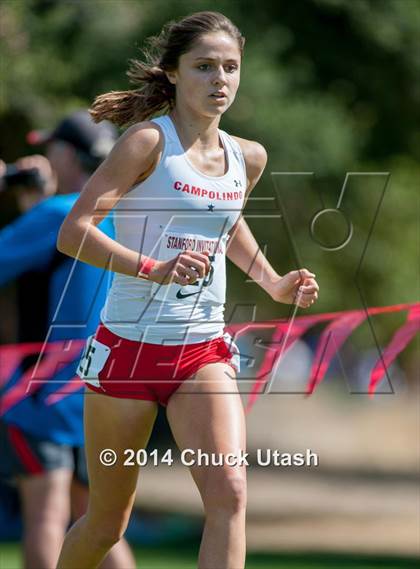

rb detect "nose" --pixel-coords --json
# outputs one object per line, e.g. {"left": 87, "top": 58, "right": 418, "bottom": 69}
{"left": 212, "top": 65, "right": 227, "bottom": 87}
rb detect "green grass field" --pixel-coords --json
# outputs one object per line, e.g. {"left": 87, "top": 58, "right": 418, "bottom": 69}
{"left": 1, "top": 542, "right": 419, "bottom": 569}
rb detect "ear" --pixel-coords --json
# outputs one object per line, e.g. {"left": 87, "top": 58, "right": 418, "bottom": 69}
{"left": 165, "top": 70, "right": 177, "bottom": 85}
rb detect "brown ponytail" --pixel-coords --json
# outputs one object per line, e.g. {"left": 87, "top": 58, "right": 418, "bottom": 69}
{"left": 89, "top": 11, "right": 245, "bottom": 128}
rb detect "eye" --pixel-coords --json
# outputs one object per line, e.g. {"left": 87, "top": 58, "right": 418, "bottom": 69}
{"left": 198, "top": 64, "right": 211, "bottom": 71}
{"left": 225, "top": 64, "right": 238, "bottom": 74}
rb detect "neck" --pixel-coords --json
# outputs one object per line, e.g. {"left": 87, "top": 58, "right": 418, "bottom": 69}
{"left": 169, "top": 106, "right": 221, "bottom": 151}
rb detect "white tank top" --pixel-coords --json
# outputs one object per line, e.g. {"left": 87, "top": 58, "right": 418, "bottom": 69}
{"left": 101, "top": 114, "right": 246, "bottom": 344}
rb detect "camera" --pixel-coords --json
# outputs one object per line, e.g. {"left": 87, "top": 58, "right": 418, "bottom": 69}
{"left": 1, "top": 163, "right": 46, "bottom": 192}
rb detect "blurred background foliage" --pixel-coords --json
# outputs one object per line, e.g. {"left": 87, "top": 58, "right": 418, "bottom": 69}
{"left": 0, "top": 0, "right": 418, "bottom": 333}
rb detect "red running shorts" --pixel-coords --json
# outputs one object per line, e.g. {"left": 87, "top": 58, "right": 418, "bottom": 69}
{"left": 77, "top": 324, "right": 240, "bottom": 406}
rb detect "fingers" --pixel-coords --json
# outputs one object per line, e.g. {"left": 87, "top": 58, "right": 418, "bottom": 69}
{"left": 176, "top": 264, "right": 201, "bottom": 283}
{"left": 296, "top": 285, "right": 318, "bottom": 300}
{"left": 158, "top": 250, "right": 211, "bottom": 285}
{"left": 298, "top": 283, "right": 319, "bottom": 296}
{"left": 294, "top": 292, "right": 316, "bottom": 308}
{"left": 296, "top": 268, "right": 316, "bottom": 281}
{"left": 299, "top": 282, "right": 318, "bottom": 291}
{"left": 173, "top": 272, "right": 191, "bottom": 286}
{"left": 175, "top": 250, "right": 211, "bottom": 283}
{"left": 295, "top": 272, "right": 319, "bottom": 308}
{"left": 184, "top": 250, "right": 211, "bottom": 275}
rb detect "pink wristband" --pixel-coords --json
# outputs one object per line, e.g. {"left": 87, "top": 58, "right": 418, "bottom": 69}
{"left": 137, "top": 256, "right": 156, "bottom": 280}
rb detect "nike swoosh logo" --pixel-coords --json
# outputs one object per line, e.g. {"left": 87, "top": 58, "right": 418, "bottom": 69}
{"left": 176, "top": 289, "right": 201, "bottom": 299}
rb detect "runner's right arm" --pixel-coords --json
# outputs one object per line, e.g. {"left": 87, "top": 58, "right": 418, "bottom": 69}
{"left": 57, "top": 122, "right": 209, "bottom": 284}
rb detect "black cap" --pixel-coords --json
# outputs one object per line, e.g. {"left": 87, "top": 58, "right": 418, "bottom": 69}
{"left": 27, "top": 110, "right": 117, "bottom": 161}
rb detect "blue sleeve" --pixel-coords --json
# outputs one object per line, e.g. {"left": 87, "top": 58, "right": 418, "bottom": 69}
{"left": 0, "top": 200, "right": 65, "bottom": 286}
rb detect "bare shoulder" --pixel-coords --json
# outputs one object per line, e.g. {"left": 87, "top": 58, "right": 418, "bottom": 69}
{"left": 231, "top": 136, "right": 267, "bottom": 183}
{"left": 95, "top": 120, "right": 164, "bottom": 189}
{"left": 76, "top": 119, "right": 164, "bottom": 212}
{"left": 114, "top": 120, "right": 162, "bottom": 159}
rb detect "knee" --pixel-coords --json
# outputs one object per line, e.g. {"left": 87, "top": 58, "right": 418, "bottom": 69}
{"left": 94, "top": 528, "right": 123, "bottom": 551}
{"left": 203, "top": 473, "right": 247, "bottom": 516}
{"left": 85, "top": 512, "right": 128, "bottom": 550}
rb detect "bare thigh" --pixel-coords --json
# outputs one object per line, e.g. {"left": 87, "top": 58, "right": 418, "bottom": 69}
{"left": 83, "top": 389, "right": 158, "bottom": 524}
{"left": 166, "top": 363, "right": 247, "bottom": 501}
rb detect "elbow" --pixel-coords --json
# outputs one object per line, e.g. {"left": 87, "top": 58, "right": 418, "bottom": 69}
{"left": 57, "top": 220, "right": 76, "bottom": 257}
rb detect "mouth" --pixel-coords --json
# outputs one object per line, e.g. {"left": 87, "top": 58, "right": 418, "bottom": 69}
{"left": 209, "top": 92, "right": 227, "bottom": 101}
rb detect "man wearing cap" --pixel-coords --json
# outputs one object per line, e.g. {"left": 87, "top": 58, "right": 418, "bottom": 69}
{"left": 0, "top": 111, "right": 136, "bottom": 568}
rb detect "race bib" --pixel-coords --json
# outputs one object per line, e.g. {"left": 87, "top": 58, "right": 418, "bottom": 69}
{"left": 150, "top": 231, "right": 228, "bottom": 304}
{"left": 76, "top": 335, "right": 111, "bottom": 388}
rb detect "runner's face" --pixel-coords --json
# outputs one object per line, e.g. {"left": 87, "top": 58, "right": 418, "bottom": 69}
{"left": 171, "top": 32, "right": 241, "bottom": 118}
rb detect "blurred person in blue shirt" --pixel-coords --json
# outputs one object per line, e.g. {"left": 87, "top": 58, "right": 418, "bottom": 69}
{"left": 0, "top": 111, "right": 136, "bottom": 569}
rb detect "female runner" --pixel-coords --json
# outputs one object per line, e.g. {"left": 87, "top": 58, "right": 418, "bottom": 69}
{"left": 56, "top": 11, "right": 319, "bottom": 569}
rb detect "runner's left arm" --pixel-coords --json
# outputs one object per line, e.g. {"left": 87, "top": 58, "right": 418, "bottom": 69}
{"left": 225, "top": 140, "right": 281, "bottom": 298}
{"left": 226, "top": 140, "right": 319, "bottom": 307}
